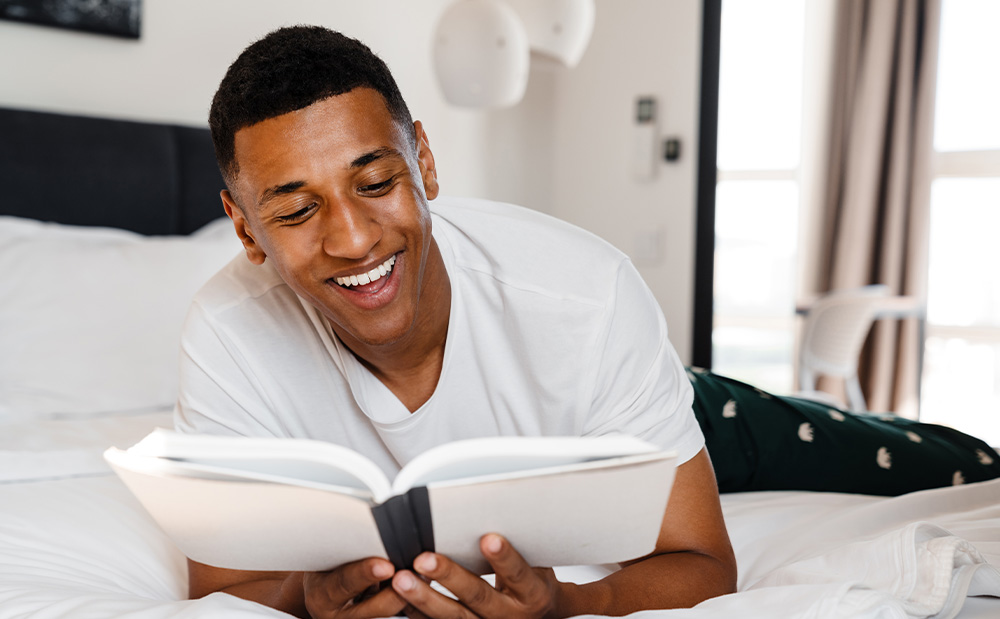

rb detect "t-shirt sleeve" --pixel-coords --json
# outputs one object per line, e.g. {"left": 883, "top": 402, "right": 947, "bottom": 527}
{"left": 580, "top": 259, "right": 704, "bottom": 464}
{"left": 173, "top": 301, "right": 287, "bottom": 438}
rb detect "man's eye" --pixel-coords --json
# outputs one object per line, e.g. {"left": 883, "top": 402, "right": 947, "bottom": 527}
{"left": 359, "top": 179, "right": 393, "bottom": 194}
{"left": 276, "top": 204, "right": 316, "bottom": 223}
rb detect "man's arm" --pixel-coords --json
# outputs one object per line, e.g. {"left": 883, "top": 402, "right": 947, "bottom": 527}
{"left": 573, "top": 447, "right": 737, "bottom": 614}
{"left": 188, "top": 557, "right": 407, "bottom": 618}
{"left": 390, "top": 447, "right": 736, "bottom": 618}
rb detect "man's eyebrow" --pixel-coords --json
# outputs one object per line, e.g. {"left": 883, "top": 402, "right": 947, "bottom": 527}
{"left": 258, "top": 181, "right": 307, "bottom": 208}
{"left": 350, "top": 147, "right": 404, "bottom": 169}
{"left": 254, "top": 148, "right": 403, "bottom": 207}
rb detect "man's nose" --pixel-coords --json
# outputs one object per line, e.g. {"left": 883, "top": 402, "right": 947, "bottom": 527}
{"left": 321, "top": 198, "right": 383, "bottom": 259}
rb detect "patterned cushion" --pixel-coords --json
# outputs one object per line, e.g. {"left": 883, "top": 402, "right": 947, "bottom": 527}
{"left": 688, "top": 368, "right": 1000, "bottom": 496}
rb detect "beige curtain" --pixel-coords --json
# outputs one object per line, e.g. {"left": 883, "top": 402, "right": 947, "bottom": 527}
{"left": 816, "top": 0, "right": 942, "bottom": 416}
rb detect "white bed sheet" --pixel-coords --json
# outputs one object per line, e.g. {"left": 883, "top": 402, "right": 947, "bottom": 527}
{"left": 1, "top": 415, "right": 997, "bottom": 619}
{"left": 0, "top": 411, "right": 174, "bottom": 483}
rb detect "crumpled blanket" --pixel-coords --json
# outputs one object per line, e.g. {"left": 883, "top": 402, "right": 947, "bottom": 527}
{"left": 575, "top": 478, "right": 1000, "bottom": 619}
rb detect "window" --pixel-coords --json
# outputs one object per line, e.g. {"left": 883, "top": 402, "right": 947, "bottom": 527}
{"left": 920, "top": 0, "right": 1000, "bottom": 445}
{"left": 712, "top": 0, "right": 805, "bottom": 393}
{"left": 712, "top": 0, "right": 999, "bottom": 447}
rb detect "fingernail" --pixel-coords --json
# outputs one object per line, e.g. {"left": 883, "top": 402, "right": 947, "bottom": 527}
{"left": 485, "top": 534, "right": 503, "bottom": 554}
{"left": 395, "top": 572, "right": 416, "bottom": 592}
{"left": 415, "top": 553, "right": 437, "bottom": 573}
{"left": 372, "top": 561, "right": 394, "bottom": 579}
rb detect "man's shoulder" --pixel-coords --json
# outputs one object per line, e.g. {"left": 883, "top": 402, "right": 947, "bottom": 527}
{"left": 430, "top": 196, "right": 618, "bottom": 251}
{"left": 430, "top": 196, "right": 629, "bottom": 301}
{"left": 191, "top": 253, "right": 293, "bottom": 316}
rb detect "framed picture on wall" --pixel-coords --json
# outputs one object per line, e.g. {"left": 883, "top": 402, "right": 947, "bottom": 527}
{"left": 0, "top": 0, "right": 142, "bottom": 39}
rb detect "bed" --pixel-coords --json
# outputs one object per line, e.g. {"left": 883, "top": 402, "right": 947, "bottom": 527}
{"left": 1, "top": 107, "right": 997, "bottom": 619}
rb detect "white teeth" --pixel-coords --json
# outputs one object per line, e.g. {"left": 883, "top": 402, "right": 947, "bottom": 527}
{"left": 335, "top": 255, "right": 396, "bottom": 288}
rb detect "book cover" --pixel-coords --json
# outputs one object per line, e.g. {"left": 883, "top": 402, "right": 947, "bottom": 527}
{"left": 105, "top": 431, "right": 677, "bottom": 574}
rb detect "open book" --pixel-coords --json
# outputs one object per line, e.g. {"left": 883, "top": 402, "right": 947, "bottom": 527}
{"left": 104, "top": 431, "right": 677, "bottom": 574}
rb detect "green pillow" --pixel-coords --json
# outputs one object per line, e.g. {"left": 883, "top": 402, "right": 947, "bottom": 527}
{"left": 687, "top": 367, "right": 1000, "bottom": 496}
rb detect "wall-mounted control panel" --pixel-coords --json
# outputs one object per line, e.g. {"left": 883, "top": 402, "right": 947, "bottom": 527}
{"left": 632, "top": 96, "right": 658, "bottom": 181}
{"left": 633, "top": 96, "right": 681, "bottom": 181}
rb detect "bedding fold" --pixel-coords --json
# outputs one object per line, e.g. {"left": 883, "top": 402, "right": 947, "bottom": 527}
{"left": 0, "top": 450, "right": 111, "bottom": 483}
{"left": 579, "top": 480, "right": 1000, "bottom": 619}
{"left": 578, "top": 520, "right": 999, "bottom": 619}
{"left": 749, "top": 522, "right": 1000, "bottom": 619}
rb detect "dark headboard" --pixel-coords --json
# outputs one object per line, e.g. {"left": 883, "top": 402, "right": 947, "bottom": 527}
{"left": 0, "top": 107, "right": 227, "bottom": 235}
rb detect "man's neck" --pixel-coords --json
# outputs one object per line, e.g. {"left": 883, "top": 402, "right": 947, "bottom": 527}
{"left": 336, "top": 241, "right": 452, "bottom": 413}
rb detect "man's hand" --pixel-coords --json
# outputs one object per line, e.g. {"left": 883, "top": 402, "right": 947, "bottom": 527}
{"left": 391, "top": 534, "right": 566, "bottom": 619}
{"left": 303, "top": 558, "right": 407, "bottom": 619}
{"left": 188, "top": 557, "right": 407, "bottom": 619}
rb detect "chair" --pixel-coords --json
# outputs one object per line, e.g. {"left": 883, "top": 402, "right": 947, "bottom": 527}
{"left": 797, "top": 285, "right": 891, "bottom": 412}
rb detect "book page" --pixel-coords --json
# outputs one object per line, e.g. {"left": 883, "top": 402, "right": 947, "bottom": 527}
{"left": 129, "top": 429, "right": 393, "bottom": 500}
{"left": 427, "top": 454, "right": 676, "bottom": 574}
{"left": 113, "top": 453, "right": 376, "bottom": 500}
{"left": 392, "top": 435, "right": 661, "bottom": 495}
{"left": 108, "top": 457, "right": 389, "bottom": 572}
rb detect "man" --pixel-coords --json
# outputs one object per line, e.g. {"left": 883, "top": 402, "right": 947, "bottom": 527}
{"left": 177, "top": 25, "right": 736, "bottom": 618}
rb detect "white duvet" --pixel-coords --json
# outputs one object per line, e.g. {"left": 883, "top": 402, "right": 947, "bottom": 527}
{"left": 1, "top": 414, "right": 997, "bottom": 619}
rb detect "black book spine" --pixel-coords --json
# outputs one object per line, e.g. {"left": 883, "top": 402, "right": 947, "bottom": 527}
{"left": 409, "top": 486, "right": 434, "bottom": 553}
{"left": 371, "top": 487, "right": 435, "bottom": 570}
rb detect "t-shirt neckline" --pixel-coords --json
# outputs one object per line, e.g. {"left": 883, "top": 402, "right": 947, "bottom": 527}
{"left": 322, "top": 221, "right": 461, "bottom": 426}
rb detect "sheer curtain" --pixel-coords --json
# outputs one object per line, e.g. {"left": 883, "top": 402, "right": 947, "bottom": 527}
{"left": 812, "top": 0, "right": 942, "bottom": 415}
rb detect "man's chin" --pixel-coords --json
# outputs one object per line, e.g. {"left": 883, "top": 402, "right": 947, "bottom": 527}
{"left": 325, "top": 313, "right": 418, "bottom": 353}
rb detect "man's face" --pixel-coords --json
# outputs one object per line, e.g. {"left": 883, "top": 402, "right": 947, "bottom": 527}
{"left": 222, "top": 88, "right": 443, "bottom": 351}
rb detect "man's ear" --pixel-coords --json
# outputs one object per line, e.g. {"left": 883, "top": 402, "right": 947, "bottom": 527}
{"left": 221, "top": 190, "right": 267, "bottom": 265}
{"left": 413, "top": 120, "right": 439, "bottom": 201}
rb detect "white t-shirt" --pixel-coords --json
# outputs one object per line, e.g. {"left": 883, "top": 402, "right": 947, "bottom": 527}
{"left": 174, "top": 196, "right": 704, "bottom": 477}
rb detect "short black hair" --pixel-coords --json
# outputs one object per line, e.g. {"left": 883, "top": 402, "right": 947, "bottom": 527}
{"left": 209, "top": 25, "right": 414, "bottom": 185}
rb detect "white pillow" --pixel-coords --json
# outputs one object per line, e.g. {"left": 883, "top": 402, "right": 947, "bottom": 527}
{"left": 0, "top": 216, "right": 243, "bottom": 418}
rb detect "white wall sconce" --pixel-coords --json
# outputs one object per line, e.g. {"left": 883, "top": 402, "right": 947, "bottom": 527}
{"left": 433, "top": 0, "right": 595, "bottom": 108}
{"left": 433, "top": 0, "right": 530, "bottom": 108}
{"left": 505, "top": 0, "right": 595, "bottom": 68}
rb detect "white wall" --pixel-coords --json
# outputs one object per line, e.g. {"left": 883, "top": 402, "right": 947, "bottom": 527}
{"left": 0, "top": 0, "right": 498, "bottom": 200}
{"left": 547, "top": 0, "right": 703, "bottom": 360}
{"left": 0, "top": 0, "right": 703, "bottom": 361}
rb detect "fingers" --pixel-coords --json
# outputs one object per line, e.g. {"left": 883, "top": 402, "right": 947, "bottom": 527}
{"left": 403, "top": 605, "right": 433, "bottom": 619}
{"left": 482, "top": 535, "right": 558, "bottom": 617}
{"left": 344, "top": 585, "right": 409, "bottom": 619}
{"left": 393, "top": 558, "right": 485, "bottom": 619}
{"left": 393, "top": 537, "right": 559, "bottom": 618}
{"left": 332, "top": 557, "right": 396, "bottom": 602}
{"left": 304, "top": 557, "right": 403, "bottom": 618}
{"left": 480, "top": 535, "right": 530, "bottom": 586}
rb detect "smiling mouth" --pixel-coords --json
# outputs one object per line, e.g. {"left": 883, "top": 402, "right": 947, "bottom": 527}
{"left": 333, "top": 255, "right": 397, "bottom": 289}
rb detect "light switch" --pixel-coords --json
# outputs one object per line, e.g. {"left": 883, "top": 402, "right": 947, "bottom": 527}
{"left": 632, "top": 96, "right": 657, "bottom": 181}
